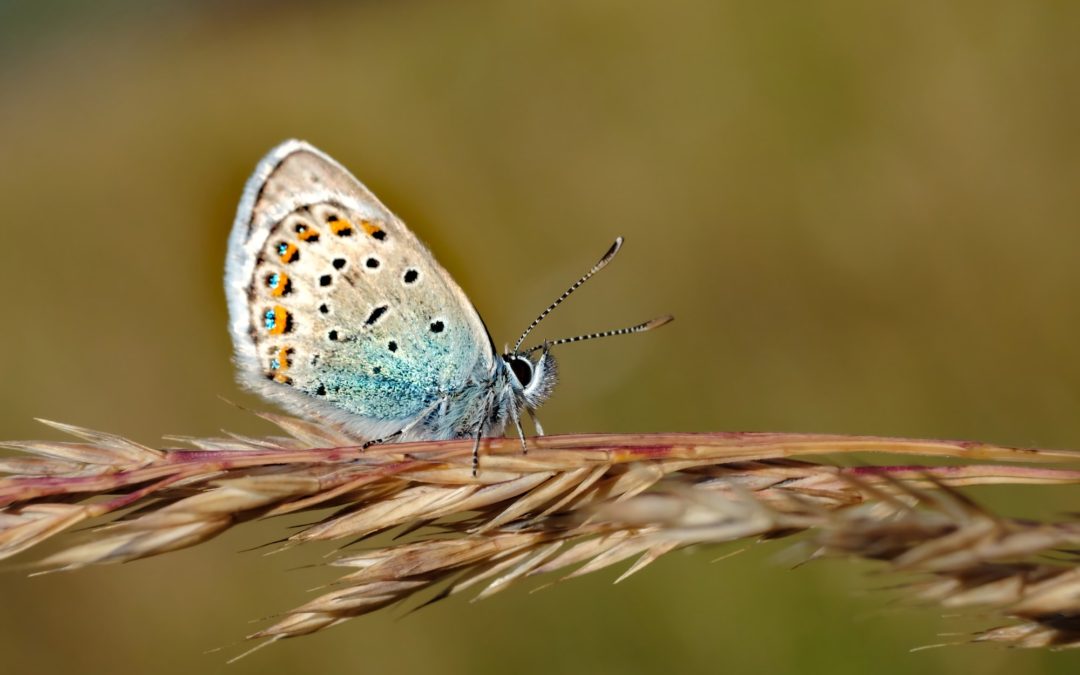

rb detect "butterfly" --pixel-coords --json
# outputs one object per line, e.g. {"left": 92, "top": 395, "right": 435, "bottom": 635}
{"left": 225, "top": 140, "right": 671, "bottom": 472}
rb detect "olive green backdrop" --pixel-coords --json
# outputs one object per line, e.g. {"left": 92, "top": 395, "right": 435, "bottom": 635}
{"left": 1, "top": 2, "right": 1077, "bottom": 673}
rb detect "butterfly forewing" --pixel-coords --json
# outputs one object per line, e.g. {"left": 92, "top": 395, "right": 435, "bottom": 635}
{"left": 225, "top": 141, "right": 495, "bottom": 440}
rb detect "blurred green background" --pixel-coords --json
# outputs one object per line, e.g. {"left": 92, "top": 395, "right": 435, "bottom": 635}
{"left": 1, "top": 1, "right": 1078, "bottom": 673}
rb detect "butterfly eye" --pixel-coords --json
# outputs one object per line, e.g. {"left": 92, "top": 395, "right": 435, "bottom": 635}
{"left": 508, "top": 357, "right": 533, "bottom": 388}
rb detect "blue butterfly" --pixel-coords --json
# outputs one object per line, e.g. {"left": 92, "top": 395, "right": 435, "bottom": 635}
{"left": 225, "top": 140, "right": 671, "bottom": 471}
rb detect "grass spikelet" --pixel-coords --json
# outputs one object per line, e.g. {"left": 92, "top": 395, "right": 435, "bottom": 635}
{"left": 1, "top": 417, "right": 1079, "bottom": 654}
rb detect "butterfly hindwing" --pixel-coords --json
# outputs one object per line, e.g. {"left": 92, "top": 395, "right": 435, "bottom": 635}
{"left": 225, "top": 141, "right": 496, "bottom": 440}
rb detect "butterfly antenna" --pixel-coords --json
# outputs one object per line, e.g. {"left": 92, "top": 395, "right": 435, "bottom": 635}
{"left": 524, "top": 315, "right": 673, "bottom": 355}
{"left": 512, "top": 237, "right": 624, "bottom": 353}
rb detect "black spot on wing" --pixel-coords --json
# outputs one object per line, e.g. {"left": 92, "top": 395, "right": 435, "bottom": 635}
{"left": 365, "top": 305, "right": 388, "bottom": 325}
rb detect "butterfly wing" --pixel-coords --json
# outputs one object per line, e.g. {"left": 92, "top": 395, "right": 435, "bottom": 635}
{"left": 225, "top": 140, "right": 496, "bottom": 440}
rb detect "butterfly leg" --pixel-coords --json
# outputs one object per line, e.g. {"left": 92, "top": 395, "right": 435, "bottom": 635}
{"left": 471, "top": 389, "right": 499, "bottom": 477}
{"left": 362, "top": 397, "right": 447, "bottom": 450}
{"left": 528, "top": 409, "right": 546, "bottom": 437}
{"left": 361, "top": 431, "right": 401, "bottom": 450}
{"left": 509, "top": 401, "right": 528, "bottom": 454}
{"left": 470, "top": 427, "right": 483, "bottom": 477}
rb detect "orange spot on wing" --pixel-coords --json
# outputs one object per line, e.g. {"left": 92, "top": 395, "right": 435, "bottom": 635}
{"left": 360, "top": 220, "right": 383, "bottom": 237}
{"left": 276, "top": 346, "right": 292, "bottom": 370}
{"left": 271, "top": 273, "right": 290, "bottom": 297}
{"left": 279, "top": 242, "right": 299, "bottom": 264}
{"left": 268, "top": 306, "right": 291, "bottom": 335}
{"left": 267, "top": 346, "right": 293, "bottom": 384}
{"left": 297, "top": 228, "right": 319, "bottom": 242}
{"left": 330, "top": 218, "right": 354, "bottom": 236}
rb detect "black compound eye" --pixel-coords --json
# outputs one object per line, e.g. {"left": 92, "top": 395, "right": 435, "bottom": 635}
{"left": 509, "top": 357, "right": 533, "bottom": 387}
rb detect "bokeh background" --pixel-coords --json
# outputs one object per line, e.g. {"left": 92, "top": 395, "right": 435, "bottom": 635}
{"left": 1, "top": 1, "right": 1078, "bottom": 673}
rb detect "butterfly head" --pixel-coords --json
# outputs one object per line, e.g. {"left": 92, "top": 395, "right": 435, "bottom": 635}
{"left": 503, "top": 346, "right": 558, "bottom": 409}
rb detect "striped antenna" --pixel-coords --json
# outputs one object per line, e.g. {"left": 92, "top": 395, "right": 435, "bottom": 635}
{"left": 524, "top": 315, "right": 673, "bottom": 355}
{"left": 512, "top": 237, "right": 625, "bottom": 353}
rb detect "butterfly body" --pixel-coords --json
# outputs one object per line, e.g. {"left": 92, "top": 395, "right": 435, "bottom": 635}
{"left": 225, "top": 141, "right": 554, "bottom": 444}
